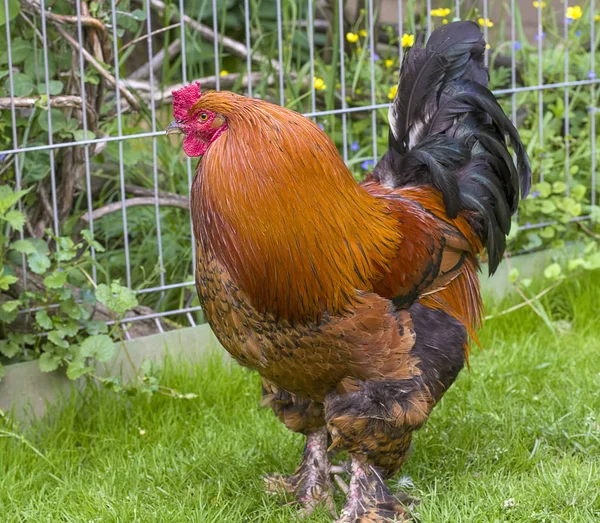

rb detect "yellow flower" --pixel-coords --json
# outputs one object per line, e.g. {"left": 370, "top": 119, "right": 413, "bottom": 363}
{"left": 336, "top": 83, "right": 341, "bottom": 89}
{"left": 443, "top": 18, "right": 449, "bottom": 24}
{"left": 346, "top": 96, "right": 352, "bottom": 102}
{"left": 478, "top": 17, "right": 494, "bottom": 28}
{"left": 313, "top": 77, "right": 326, "bottom": 91}
{"left": 359, "top": 29, "right": 368, "bottom": 37}
{"left": 387, "top": 85, "right": 398, "bottom": 100}
{"left": 566, "top": 6, "right": 583, "bottom": 19}
{"left": 346, "top": 32, "right": 359, "bottom": 43}
{"left": 431, "top": 8, "right": 451, "bottom": 17}
{"left": 486, "top": 43, "right": 491, "bottom": 50}
{"left": 219, "top": 70, "right": 229, "bottom": 76}
{"left": 385, "top": 59, "right": 394, "bottom": 68}
{"left": 595, "top": 14, "right": 600, "bottom": 21}
{"left": 532, "top": 1, "right": 546, "bottom": 8}
{"left": 401, "top": 33, "right": 415, "bottom": 48}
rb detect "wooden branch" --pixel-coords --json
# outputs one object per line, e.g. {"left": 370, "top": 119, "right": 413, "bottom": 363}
{"left": 81, "top": 195, "right": 189, "bottom": 222}
{"left": 0, "top": 95, "right": 83, "bottom": 110}
{"left": 21, "top": 0, "right": 107, "bottom": 34}
{"left": 53, "top": 25, "right": 141, "bottom": 111}
{"left": 146, "top": 0, "right": 281, "bottom": 72}
{"left": 120, "top": 23, "right": 181, "bottom": 52}
{"left": 128, "top": 40, "right": 181, "bottom": 81}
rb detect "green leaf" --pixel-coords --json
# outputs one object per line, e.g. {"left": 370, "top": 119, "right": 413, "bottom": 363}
{"left": 73, "top": 130, "right": 96, "bottom": 142}
{"left": 131, "top": 9, "right": 147, "bottom": 20}
{"left": 1, "top": 300, "right": 21, "bottom": 313}
{"left": 539, "top": 226, "right": 555, "bottom": 239}
{"left": 43, "top": 270, "right": 68, "bottom": 289}
{"left": 27, "top": 252, "right": 51, "bottom": 274}
{"left": 0, "top": 340, "right": 20, "bottom": 358}
{"left": 536, "top": 181, "right": 552, "bottom": 199}
{"left": 583, "top": 252, "right": 600, "bottom": 271}
{"left": 4, "top": 210, "right": 25, "bottom": 231}
{"left": 0, "top": 185, "right": 31, "bottom": 213}
{"left": 80, "top": 334, "right": 116, "bottom": 363}
{"left": 96, "top": 282, "right": 138, "bottom": 315}
{"left": 9, "top": 73, "right": 34, "bottom": 96}
{"left": 540, "top": 200, "right": 557, "bottom": 214}
{"left": 37, "top": 80, "right": 63, "bottom": 95}
{"left": 59, "top": 298, "right": 85, "bottom": 320}
{"left": 552, "top": 181, "right": 567, "bottom": 194}
{"left": 508, "top": 268, "right": 519, "bottom": 283}
{"left": 543, "top": 263, "right": 563, "bottom": 281}
{"left": 0, "top": 362, "right": 4, "bottom": 381}
{"left": 85, "top": 320, "right": 108, "bottom": 335}
{"left": 0, "top": 269, "right": 18, "bottom": 291}
{"left": 35, "top": 309, "right": 54, "bottom": 330}
{"left": 48, "top": 330, "right": 69, "bottom": 349}
{"left": 571, "top": 184, "right": 586, "bottom": 201}
{"left": 0, "top": 0, "right": 20, "bottom": 27}
{"left": 55, "top": 319, "right": 80, "bottom": 337}
{"left": 37, "top": 108, "right": 67, "bottom": 133}
{"left": 66, "top": 357, "right": 93, "bottom": 380}
{"left": 11, "top": 239, "right": 38, "bottom": 254}
{"left": 39, "top": 352, "right": 61, "bottom": 373}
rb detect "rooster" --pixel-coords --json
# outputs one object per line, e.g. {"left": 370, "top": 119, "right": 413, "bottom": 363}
{"left": 166, "top": 21, "right": 530, "bottom": 522}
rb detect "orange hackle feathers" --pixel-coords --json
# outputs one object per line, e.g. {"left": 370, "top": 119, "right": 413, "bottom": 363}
{"left": 190, "top": 91, "right": 401, "bottom": 323}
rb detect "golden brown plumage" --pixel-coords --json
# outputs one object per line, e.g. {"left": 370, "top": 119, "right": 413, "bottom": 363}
{"left": 170, "top": 21, "right": 530, "bottom": 523}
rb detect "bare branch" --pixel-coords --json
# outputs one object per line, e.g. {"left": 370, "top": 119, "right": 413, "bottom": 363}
{"left": 145, "top": 0, "right": 281, "bottom": 72}
{"left": 0, "top": 95, "right": 83, "bottom": 110}
{"left": 128, "top": 40, "right": 181, "bottom": 81}
{"left": 121, "top": 23, "right": 181, "bottom": 52}
{"left": 53, "top": 25, "right": 141, "bottom": 111}
{"left": 81, "top": 196, "right": 189, "bottom": 222}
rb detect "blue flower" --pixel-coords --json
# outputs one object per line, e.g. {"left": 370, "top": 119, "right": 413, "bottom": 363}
{"left": 317, "top": 123, "right": 324, "bottom": 130}
{"left": 534, "top": 32, "right": 545, "bottom": 41}
{"left": 513, "top": 41, "right": 522, "bottom": 50}
{"left": 351, "top": 141, "right": 360, "bottom": 151}
{"left": 530, "top": 190, "right": 541, "bottom": 199}
{"left": 0, "top": 154, "right": 6, "bottom": 162}
{"left": 575, "top": 30, "right": 582, "bottom": 37}
{"left": 361, "top": 159, "right": 375, "bottom": 171}
{"left": 373, "top": 52, "right": 380, "bottom": 61}
{"left": 588, "top": 71, "right": 596, "bottom": 79}
{"left": 565, "top": 17, "right": 573, "bottom": 25}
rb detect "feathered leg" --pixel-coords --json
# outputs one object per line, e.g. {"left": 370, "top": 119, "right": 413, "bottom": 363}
{"left": 261, "top": 380, "right": 336, "bottom": 517}
{"left": 327, "top": 304, "right": 467, "bottom": 522}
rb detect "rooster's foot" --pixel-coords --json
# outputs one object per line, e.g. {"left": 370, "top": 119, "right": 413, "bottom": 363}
{"left": 265, "top": 426, "right": 336, "bottom": 517}
{"left": 335, "top": 457, "right": 418, "bottom": 523}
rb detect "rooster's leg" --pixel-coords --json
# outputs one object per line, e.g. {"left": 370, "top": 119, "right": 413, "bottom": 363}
{"left": 265, "top": 426, "right": 336, "bottom": 517}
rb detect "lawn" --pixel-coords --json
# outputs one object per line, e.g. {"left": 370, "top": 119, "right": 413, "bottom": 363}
{"left": 1, "top": 272, "right": 599, "bottom": 522}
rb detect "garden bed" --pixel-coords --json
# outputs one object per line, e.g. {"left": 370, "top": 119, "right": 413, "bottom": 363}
{"left": 0, "top": 271, "right": 598, "bottom": 521}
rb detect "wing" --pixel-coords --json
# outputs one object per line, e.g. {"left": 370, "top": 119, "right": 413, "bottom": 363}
{"left": 363, "top": 181, "right": 484, "bottom": 342}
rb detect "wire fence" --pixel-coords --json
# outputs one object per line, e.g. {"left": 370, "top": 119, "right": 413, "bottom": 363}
{"left": 1, "top": 0, "right": 598, "bottom": 334}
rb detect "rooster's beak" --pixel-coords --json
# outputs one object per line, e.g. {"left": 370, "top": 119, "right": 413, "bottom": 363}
{"left": 165, "top": 120, "right": 183, "bottom": 135}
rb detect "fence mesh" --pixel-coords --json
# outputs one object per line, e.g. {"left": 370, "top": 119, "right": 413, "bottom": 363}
{"left": 1, "top": 0, "right": 598, "bottom": 332}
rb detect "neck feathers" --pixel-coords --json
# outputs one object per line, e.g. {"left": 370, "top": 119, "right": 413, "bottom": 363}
{"left": 191, "top": 97, "right": 400, "bottom": 323}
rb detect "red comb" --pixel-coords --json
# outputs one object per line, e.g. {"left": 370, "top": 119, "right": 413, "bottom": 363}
{"left": 172, "top": 81, "right": 202, "bottom": 120}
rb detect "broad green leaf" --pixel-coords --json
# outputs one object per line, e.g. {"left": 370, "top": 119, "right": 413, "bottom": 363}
{"left": 4, "top": 210, "right": 25, "bottom": 231}
{"left": 59, "top": 298, "right": 85, "bottom": 320}
{"left": 55, "top": 319, "right": 80, "bottom": 337}
{"left": 0, "top": 0, "right": 20, "bottom": 27}
{"left": 80, "top": 334, "right": 116, "bottom": 363}
{"left": 9, "top": 73, "right": 34, "bottom": 96}
{"left": 37, "top": 108, "right": 67, "bottom": 133}
{"left": 9, "top": 333, "right": 36, "bottom": 346}
{"left": 67, "top": 357, "right": 93, "bottom": 380}
{"left": 536, "top": 181, "right": 552, "bottom": 199}
{"left": 37, "top": 80, "right": 63, "bottom": 95}
{"left": 96, "top": 282, "right": 138, "bottom": 315}
{"left": 539, "top": 226, "right": 555, "bottom": 239}
{"left": 1, "top": 300, "right": 21, "bottom": 313}
{"left": 540, "top": 200, "right": 557, "bottom": 214}
{"left": 35, "top": 309, "right": 54, "bottom": 330}
{"left": 0, "top": 340, "right": 20, "bottom": 358}
{"left": 39, "top": 352, "right": 61, "bottom": 373}
{"left": 73, "top": 130, "right": 96, "bottom": 142}
{"left": 508, "top": 268, "right": 519, "bottom": 283}
{"left": 0, "top": 270, "right": 18, "bottom": 290}
{"left": 85, "top": 320, "right": 108, "bottom": 335}
{"left": 44, "top": 270, "right": 68, "bottom": 289}
{"left": 0, "top": 185, "right": 31, "bottom": 214}
{"left": 131, "top": 9, "right": 147, "bottom": 20}
{"left": 571, "top": 185, "right": 586, "bottom": 201}
{"left": 48, "top": 330, "right": 69, "bottom": 349}
{"left": 11, "top": 239, "right": 37, "bottom": 254}
{"left": 552, "top": 181, "right": 566, "bottom": 194}
{"left": 27, "top": 252, "right": 51, "bottom": 274}
{"left": 543, "top": 263, "right": 563, "bottom": 281}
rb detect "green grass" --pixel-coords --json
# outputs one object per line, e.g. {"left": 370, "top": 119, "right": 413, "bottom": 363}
{"left": 1, "top": 272, "right": 599, "bottom": 522}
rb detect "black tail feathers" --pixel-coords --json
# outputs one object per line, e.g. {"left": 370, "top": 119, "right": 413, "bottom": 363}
{"left": 373, "top": 21, "right": 531, "bottom": 274}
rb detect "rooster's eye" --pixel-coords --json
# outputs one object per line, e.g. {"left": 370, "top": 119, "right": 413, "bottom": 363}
{"left": 199, "top": 113, "right": 208, "bottom": 121}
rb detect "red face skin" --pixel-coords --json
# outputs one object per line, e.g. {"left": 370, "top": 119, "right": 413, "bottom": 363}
{"left": 171, "top": 82, "right": 228, "bottom": 157}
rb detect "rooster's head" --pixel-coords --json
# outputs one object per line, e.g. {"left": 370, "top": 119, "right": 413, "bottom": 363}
{"left": 166, "top": 82, "right": 228, "bottom": 157}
